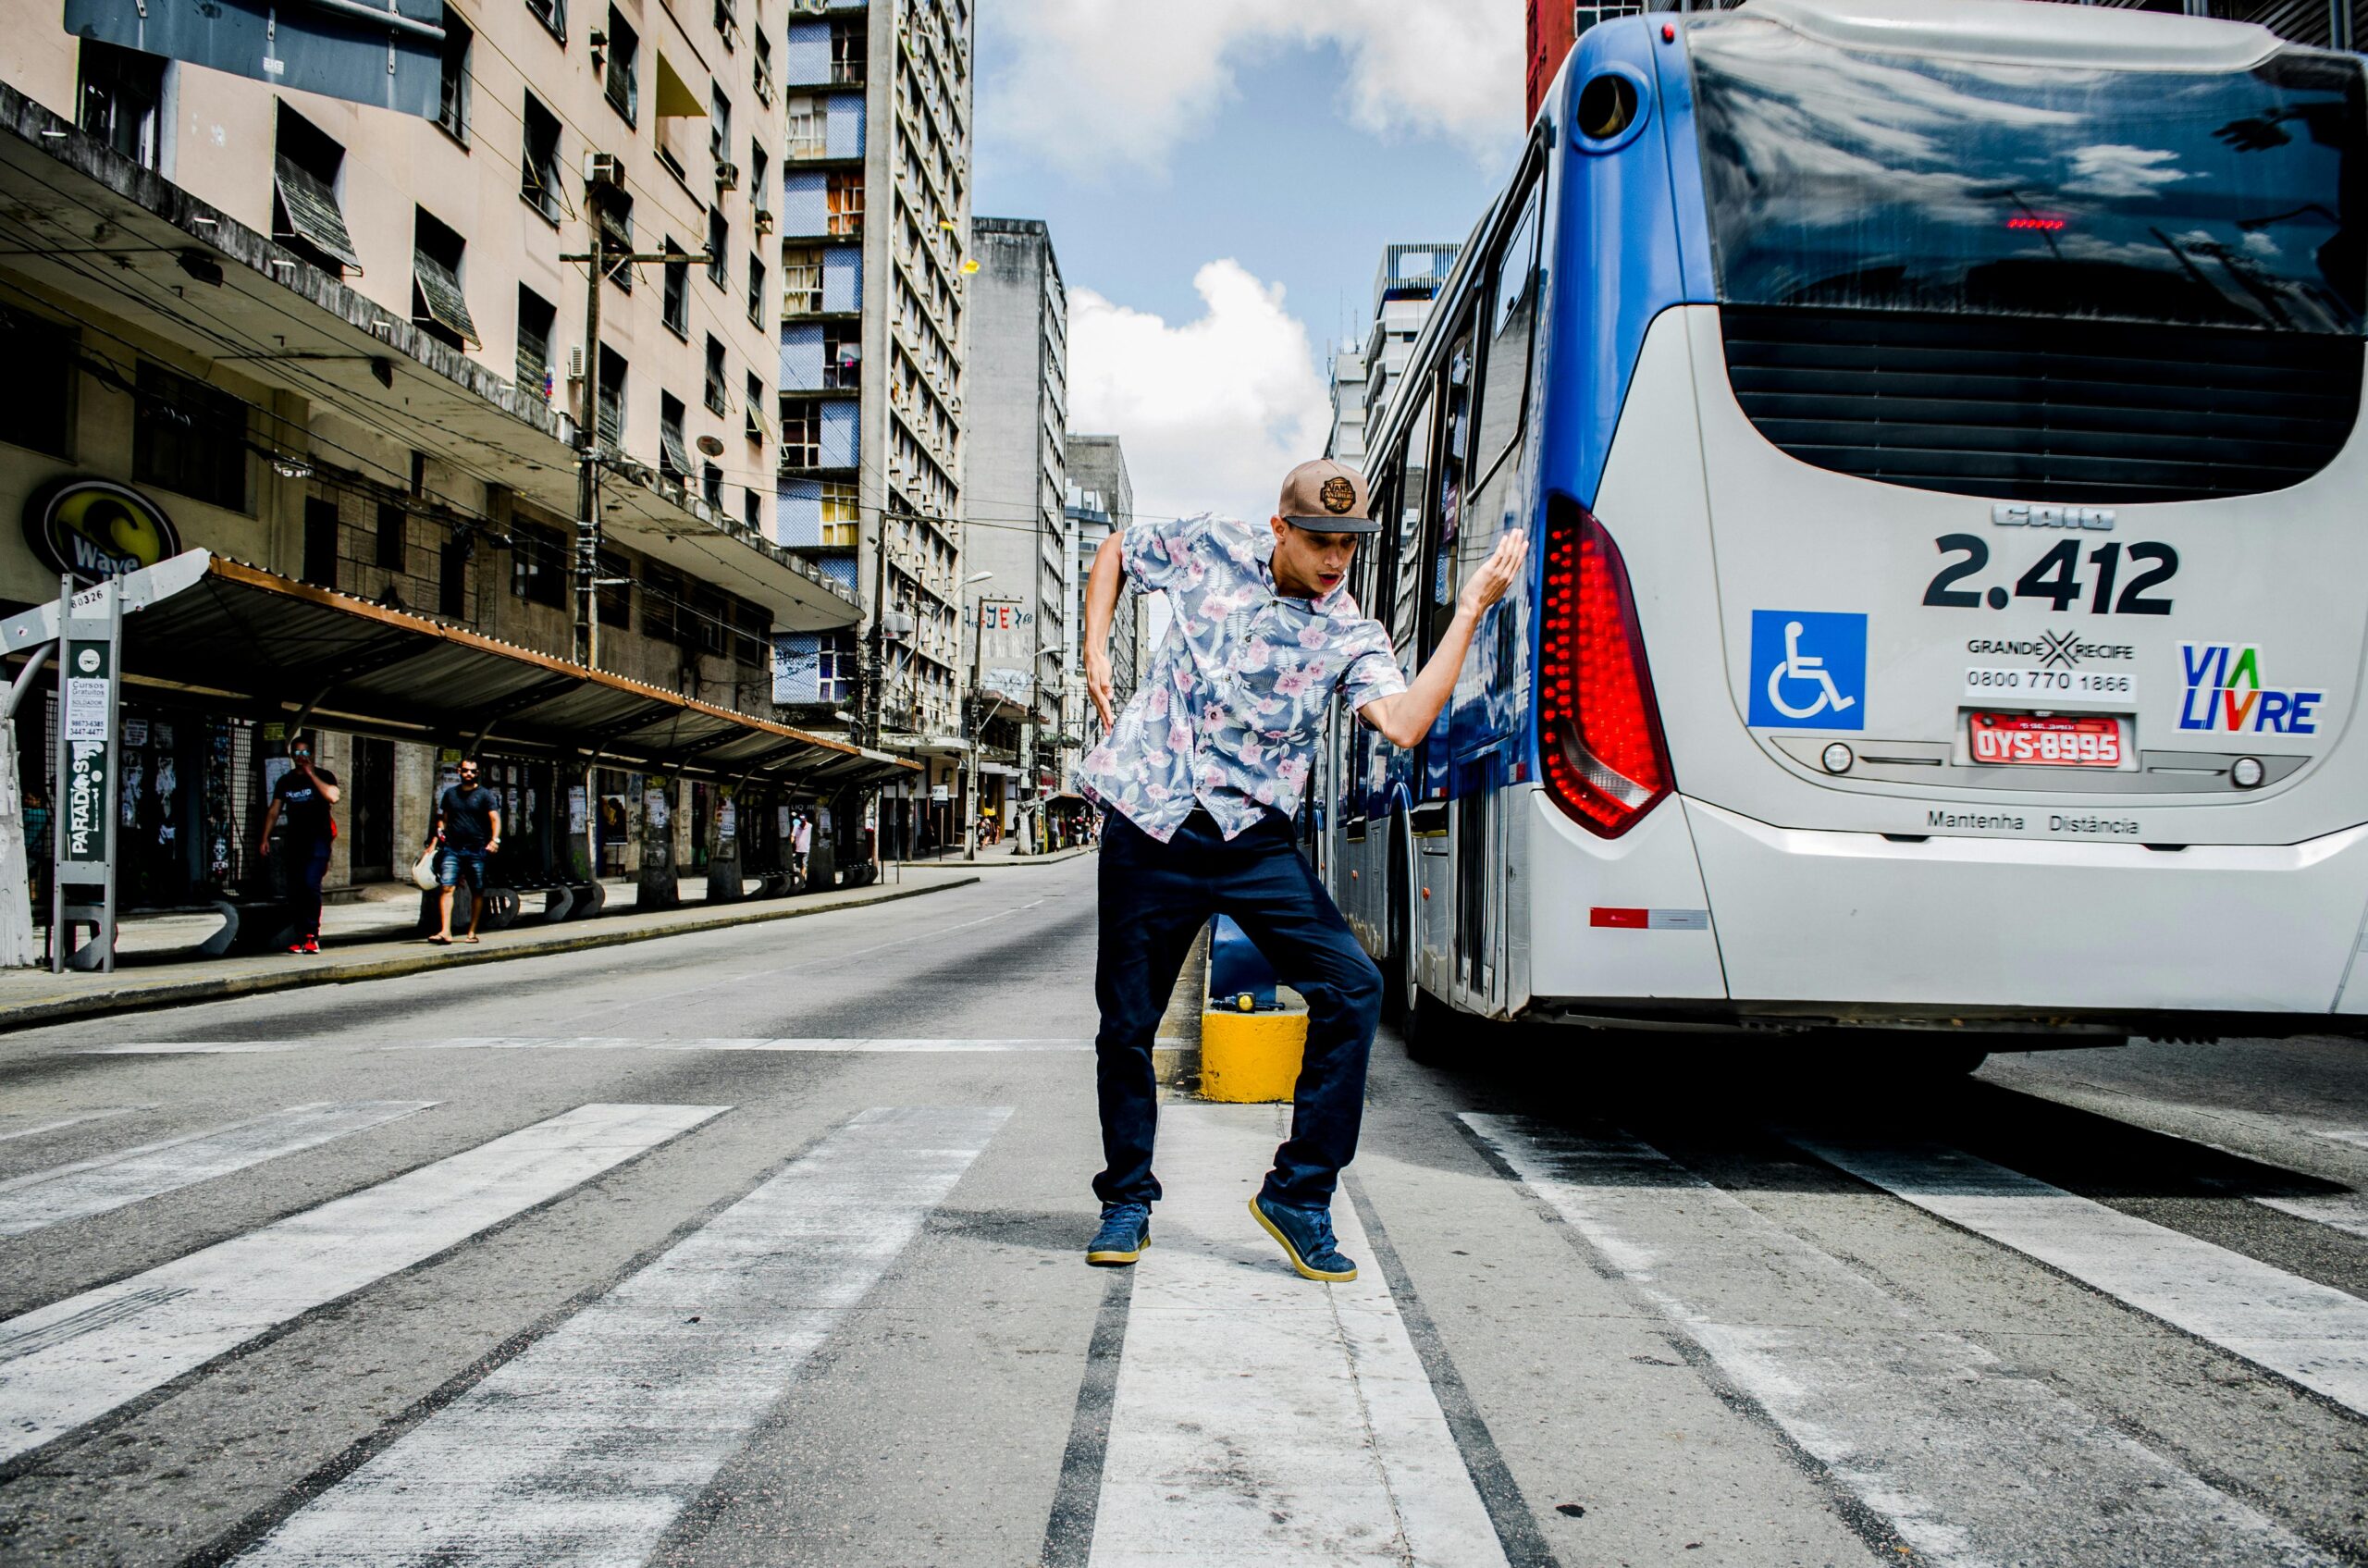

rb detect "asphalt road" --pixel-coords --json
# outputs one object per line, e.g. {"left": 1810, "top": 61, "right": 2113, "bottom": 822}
{"left": 1, "top": 857, "right": 2364, "bottom": 1567}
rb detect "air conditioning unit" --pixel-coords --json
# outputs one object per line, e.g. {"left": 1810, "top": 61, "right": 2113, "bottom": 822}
{"left": 567, "top": 346, "right": 587, "bottom": 381}
{"left": 714, "top": 161, "right": 741, "bottom": 192}
{"left": 584, "top": 152, "right": 625, "bottom": 191}
{"left": 754, "top": 209, "right": 775, "bottom": 235}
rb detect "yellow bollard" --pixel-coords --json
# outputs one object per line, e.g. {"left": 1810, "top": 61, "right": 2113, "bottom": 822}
{"left": 1199, "top": 999, "right": 1307, "bottom": 1103}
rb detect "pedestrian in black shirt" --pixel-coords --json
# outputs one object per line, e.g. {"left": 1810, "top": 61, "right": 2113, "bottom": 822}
{"left": 426, "top": 759, "right": 502, "bottom": 945}
{"left": 257, "top": 737, "right": 339, "bottom": 955}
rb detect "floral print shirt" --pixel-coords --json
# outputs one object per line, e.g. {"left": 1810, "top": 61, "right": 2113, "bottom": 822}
{"left": 1079, "top": 512, "right": 1407, "bottom": 843}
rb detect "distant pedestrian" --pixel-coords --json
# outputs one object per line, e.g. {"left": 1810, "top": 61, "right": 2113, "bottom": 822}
{"left": 257, "top": 737, "right": 339, "bottom": 955}
{"left": 792, "top": 811, "right": 812, "bottom": 884}
{"left": 1075, "top": 459, "right": 1524, "bottom": 1280}
{"left": 426, "top": 759, "right": 502, "bottom": 945}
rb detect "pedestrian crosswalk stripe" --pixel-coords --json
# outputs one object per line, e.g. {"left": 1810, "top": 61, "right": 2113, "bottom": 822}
{"left": 0, "top": 1102, "right": 435, "bottom": 1239}
{"left": 0, "top": 1107, "right": 147, "bottom": 1144}
{"left": 1794, "top": 1134, "right": 2368, "bottom": 1418}
{"left": 1467, "top": 1115, "right": 2337, "bottom": 1568}
{"left": 0, "top": 1103, "right": 722, "bottom": 1466}
{"left": 233, "top": 1105, "right": 1008, "bottom": 1567}
{"left": 1089, "top": 1105, "right": 1510, "bottom": 1568}
{"left": 87, "top": 1037, "right": 1150, "bottom": 1054}
{"left": 2254, "top": 1191, "right": 2368, "bottom": 1242}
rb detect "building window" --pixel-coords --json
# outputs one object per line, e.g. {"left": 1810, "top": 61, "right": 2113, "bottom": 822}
{"left": 78, "top": 41, "right": 165, "bottom": 168}
{"left": 603, "top": 6, "right": 638, "bottom": 124}
{"left": 781, "top": 403, "right": 820, "bottom": 468}
{"left": 747, "top": 253, "right": 765, "bottom": 326}
{"left": 824, "top": 327, "right": 858, "bottom": 389}
{"left": 753, "top": 26, "right": 774, "bottom": 106}
{"left": 707, "top": 207, "right": 729, "bottom": 288}
{"left": 303, "top": 498, "right": 339, "bottom": 587}
{"left": 521, "top": 93, "right": 562, "bottom": 221}
{"left": 704, "top": 335, "right": 728, "bottom": 415}
{"left": 596, "top": 547, "right": 631, "bottom": 630}
{"left": 785, "top": 95, "right": 823, "bottom": 157}
{"left": 436, "top": 6, "right": 473, "bottom": 142}
{"left": 830, "top": 18, "right": 864, "bottom": 84}
{"left": 516, "top": 285, "right": 555, "bottom": 400}
{"left": 376, "top": 503, "right": 408, "bottom": 570}
{"left": 732, "top": 597, "right": 767, "bottom": 666}
{"left": 745, "top": 370, "right": 766, "bottom": 444}
{"left": 709, "top": 83, "right": 732, "bottom": 167}
{"left": 644, "top": 563, "right": 682, "bottom": 644}
{"left": 712, "top": 0, "right": 738, "bottom": 50}
{"left": 524, "top": 0, "right": 565, "bottom": 43}
{"left": 598, "top": 188, "right": 634, "bottom": 292}
{"left": 703, "top": 461, "right": 723, "bottom": 512}
{"left": 132, "top": 362, "right": 245, "bottom": 511}
{"left": 817, "top": 630, "right": 855, "bottom": 702}
{"left": 826, "top": 172, "right": 862, "bottom": 237}
{"left": 272, "top": 105, "right": 360, "bottom": 278}
{"left": 744, "top": 486, "right": 761, "bottom": 533}
{"left": 783, "top": 246, "right": 823, "bottom": 314}
{"left": 511, "top": 521, "right": 566, "bottom": 608}
{"left": 691, "top": 584, "right": 728, "bottom": 656}
{"left": 659, "top": 392, "right": 689, "bottom": 479}
{"left": 413, "top": 207, "right": 478, "bottom": 350}
{"left": 661, "top": 237, "right": 688, "bottom": 336}
{"left": 748, "top": 143, "right": 769, "bottom": 213}
{"left": 597, "top": 346, "right": 626, "bottom": 450}
{"left": 0, "top": 308, "right": 75, "bottom": 458}
{"left": 820, "top": 480, "right": 857, "bottom": 546}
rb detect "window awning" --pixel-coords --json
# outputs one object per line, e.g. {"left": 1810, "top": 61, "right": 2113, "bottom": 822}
{"left": 272, "top": 155, "right": 361, "bottom": 270}
{"left": 659, "top": 418, "right": 692, "bottom": 477}
{"left": 413, "top": 251, "right": 479, "bottom": 345}
{"left": 95, "top": 557, "right": 915, "bottom": 790}
{"left": 654, "top": 51, "right": 707, "bottom": 118}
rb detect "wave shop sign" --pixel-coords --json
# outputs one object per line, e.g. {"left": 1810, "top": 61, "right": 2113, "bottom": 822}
{"left": 22, "top": 479, "right": 182, "bottom": 586}
{"left": 2178, "top": 644, "right": 2324, "bottom": 735}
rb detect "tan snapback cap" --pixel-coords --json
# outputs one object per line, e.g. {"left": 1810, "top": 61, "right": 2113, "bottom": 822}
{"left": 1277, "top": 459, "right": 1380, "bottom": 535}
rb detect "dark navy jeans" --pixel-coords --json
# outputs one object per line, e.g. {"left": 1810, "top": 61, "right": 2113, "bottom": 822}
{"left": 1093, "top": 807, "right": 1384, "bottom": 1211}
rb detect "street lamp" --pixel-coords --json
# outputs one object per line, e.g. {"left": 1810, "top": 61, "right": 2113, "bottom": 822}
{"left": 1018, "top": 639, "right": 1073, "bottom": 857}
{"left": 959, "top": 571, "right": 994, "bottom": 862}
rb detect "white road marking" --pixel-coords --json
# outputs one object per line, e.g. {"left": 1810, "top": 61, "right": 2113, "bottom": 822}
{"left": 0, "top": 1102, "right": 435, "bottom": 1238}
{"left": 2314, "top": 1129, "right": 2368, "bottom": 1152}
{"left": 1090, "top": 1105, "right": 1507, "bottom": 1568}
{"left": 2255, "top": 1192, "right": 2368, "bottom": 1243}
{"left": 0, "top": 1103, "right": 722, "bottom": 1464}
{"left": 235, "top": 1105, "right": 1007, "bottom": 1566}
{"left": 1468, "top": 1115, "right": 2337, "bottom": 1568}
{"left": 0, "top": 1107, "right": 147, "bottom": 1144}
{"left": 1795, "top": 1134, "right": 2368, "bottom": 1418}
{"left": 78, "top": 1043, "right": 313, "bottom": 1055}
{"left": 92, "top": 1037, "right": 1172, "bottom": 1055}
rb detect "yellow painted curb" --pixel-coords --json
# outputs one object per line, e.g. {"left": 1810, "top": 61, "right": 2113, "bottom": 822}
{"left": 1200, "top": 1006, "right": 1308, "bottom": 1103}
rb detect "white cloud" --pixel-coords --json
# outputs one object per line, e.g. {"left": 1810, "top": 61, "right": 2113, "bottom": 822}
{"left": 981, "top": 0, "right": 1524, "bottom": 177}
{"left": 1067, "top": 259, "right": 1333, "bottom": 526}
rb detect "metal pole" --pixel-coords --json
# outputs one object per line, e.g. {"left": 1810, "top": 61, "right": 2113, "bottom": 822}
{"left": 962, "top": 602, "right": 980, "bottom": 861}
{"left": 574, "top": 195, "right": 605, "bottom": 672}
{"left": 46, "top": 574, "right": 68, "bottom": 972}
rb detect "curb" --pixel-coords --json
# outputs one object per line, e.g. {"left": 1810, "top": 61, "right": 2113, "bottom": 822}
{"left": 889, "top": 846, "right": 1098, "bottom": 869}
{"left": 0, "top": 875, "right": 979, "bottom": 1035}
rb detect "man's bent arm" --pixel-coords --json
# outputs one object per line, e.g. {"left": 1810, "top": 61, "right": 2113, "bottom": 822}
{"left": 1360, "top": 531, "right": 1528, "bottom": 749}
{"left": 1083, "top": 531, "right": 1125, "bottom": 728}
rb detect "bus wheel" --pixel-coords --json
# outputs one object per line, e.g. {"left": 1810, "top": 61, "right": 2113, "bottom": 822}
{"left": 1390, "top": 857, "right": 1453, "bottom": 1064}
{"left": 1400, "top": 982, "right": 1456, "bottom": 1066}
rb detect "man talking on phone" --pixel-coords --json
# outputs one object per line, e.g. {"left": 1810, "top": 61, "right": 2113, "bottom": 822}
{"left": 1075, "top": 459, "right": 1526, "bottom": 1280}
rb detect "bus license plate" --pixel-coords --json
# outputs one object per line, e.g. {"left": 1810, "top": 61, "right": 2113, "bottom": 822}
{"left": 1968, "top": 712, "right": 2123, "bottom": 767}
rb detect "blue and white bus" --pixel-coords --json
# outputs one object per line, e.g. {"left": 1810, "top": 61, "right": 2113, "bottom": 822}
{"left": 1317, "top": 0, "right": 2368, "bottom": 1068}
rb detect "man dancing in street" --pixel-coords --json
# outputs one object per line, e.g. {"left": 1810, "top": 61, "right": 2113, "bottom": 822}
{"left": 1076, "top": 459, "right": 1525, "bottom": 1281}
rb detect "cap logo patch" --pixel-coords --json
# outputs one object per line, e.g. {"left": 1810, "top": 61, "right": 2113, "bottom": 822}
{"left": 1319, "top": 476, "right": 1356, "bottom": 514}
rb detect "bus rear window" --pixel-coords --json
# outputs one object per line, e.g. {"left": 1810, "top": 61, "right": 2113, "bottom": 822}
{"left": 1689, "top": 19, "right": 2365, "bottom": 334}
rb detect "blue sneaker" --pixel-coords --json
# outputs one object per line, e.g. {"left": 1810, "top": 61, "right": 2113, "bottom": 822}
{"left": 1250, "top": 1193, "right": 1358, "bottom": 1282}
{"left": 1087, "top": 1202, "right": 1150, "bottom": 1266}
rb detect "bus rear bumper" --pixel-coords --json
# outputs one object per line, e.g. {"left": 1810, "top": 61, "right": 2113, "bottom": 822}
{"left": 1685, "top": 798, "right": 2368, "bottom": 1017}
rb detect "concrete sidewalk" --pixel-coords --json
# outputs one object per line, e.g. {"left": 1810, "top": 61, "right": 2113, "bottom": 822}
{"left": 0, "top": 868, "right": 980, "bottom": 1033}
{"left": 887, "top": 842, "right": 1097, "bottom": 869}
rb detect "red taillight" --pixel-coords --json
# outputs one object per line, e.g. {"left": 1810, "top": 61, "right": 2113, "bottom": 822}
{"left": 1537, "top": 500, "right": 1672, "bottom": 837}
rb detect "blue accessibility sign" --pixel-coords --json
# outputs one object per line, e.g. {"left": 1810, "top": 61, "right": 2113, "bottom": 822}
{"left": 1748, "top": 611, "right": 1868, "bottom": 730}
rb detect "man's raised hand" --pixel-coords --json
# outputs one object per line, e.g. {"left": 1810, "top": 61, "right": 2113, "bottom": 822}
{"left": 1458, "top": 530, "right": 1529, "bottom": 620}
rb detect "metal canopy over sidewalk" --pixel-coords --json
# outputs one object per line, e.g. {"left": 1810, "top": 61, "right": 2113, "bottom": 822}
{"left": 115, "top": 558, "right": 915, "bottom": 789}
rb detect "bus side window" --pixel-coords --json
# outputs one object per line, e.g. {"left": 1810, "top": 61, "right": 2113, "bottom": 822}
{"left": 1361, "top": 468, "right": 1397, "bottom": 617}
{"left": 1427, "top": 311, "right": 1479, "bottom": 656}
{"left": 1391, "top": 389, "right": 1435, "bottom": 666}
{"left": 1473, "top": 174, "right": 1544, "bottom": 488}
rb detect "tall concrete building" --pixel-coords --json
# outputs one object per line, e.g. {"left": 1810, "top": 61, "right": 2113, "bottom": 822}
{"left": 1329, "top": 243, "right": 1460, "bottom": 474}
{"left": 0, "top": 0, "right": 896, "bottom": 916}
{"left": 1326, "top": 348, "right": 1370, "bottom": 467}
{"left": 961, "top": 216, "right": 1067, "bottom": 848}
{"left": 771, "top": 0, "right": 974, "bottom": 851}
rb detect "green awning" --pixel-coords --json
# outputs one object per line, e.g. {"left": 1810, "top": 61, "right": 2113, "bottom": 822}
{"left": 272, "top": 155, "right": 361, "bottom": 270}
{"left": 412, "top": 250, "right": 478, "bottom": 346}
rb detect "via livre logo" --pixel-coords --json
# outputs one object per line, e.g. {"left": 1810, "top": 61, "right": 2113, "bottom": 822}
{"left": 2178, "top": 643, "right": 2323, "bottom": 735}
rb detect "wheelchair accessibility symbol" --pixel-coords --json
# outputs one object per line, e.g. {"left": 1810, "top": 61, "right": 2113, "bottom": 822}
{"left": 1747, "top": 610, "right": 1868, "bottom": 730}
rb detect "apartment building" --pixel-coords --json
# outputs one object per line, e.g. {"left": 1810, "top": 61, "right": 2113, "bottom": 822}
{"left": 1062, "top": 433, "right": 1141, "bottom": 796}
{"left": 771, "top": 0, "right": 975, "bottom": 852}
{"left": 0, "top": 0, "right": 903, "bottom": 914}
{"left": 1325, "top": 348, "right": 1370, "bottom": 467}
{"left": 1350, "top": 242, "right": 1461, "bottom": 466}
{"left": 961, "top": 216, "right": 1067, "bottom": 848}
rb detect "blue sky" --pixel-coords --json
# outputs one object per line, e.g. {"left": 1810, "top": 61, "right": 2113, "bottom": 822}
{"left": 965, "top": 2, "right": 1525, "bottom": 526}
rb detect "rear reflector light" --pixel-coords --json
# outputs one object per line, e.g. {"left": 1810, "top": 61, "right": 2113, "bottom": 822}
{"left": 1590, "top": 907, "right": 1648, "bottom": 928}
{"left": 1538, "top": 498, "right": 1673, "bottom": 838}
